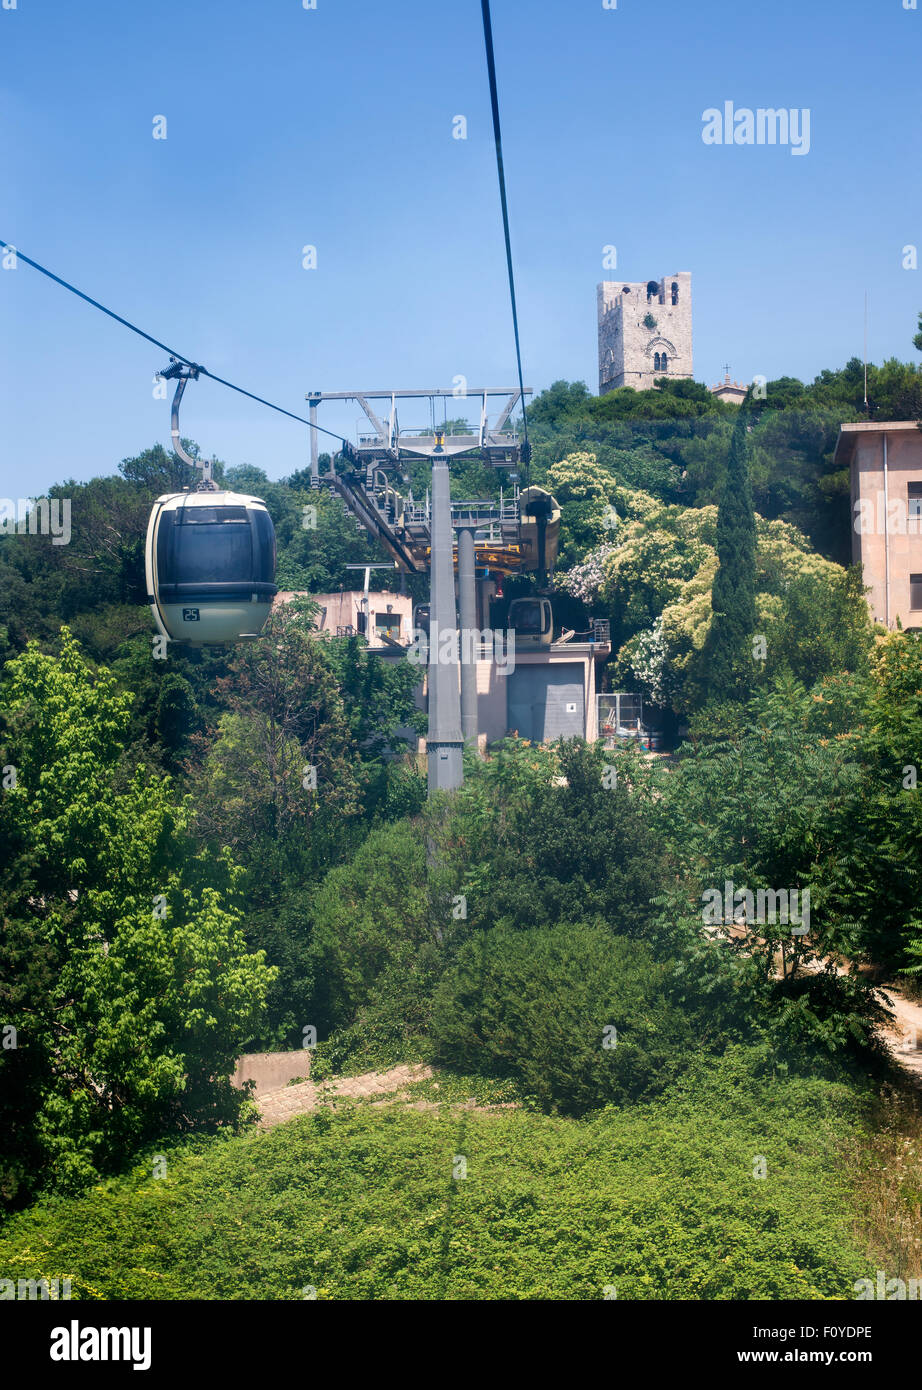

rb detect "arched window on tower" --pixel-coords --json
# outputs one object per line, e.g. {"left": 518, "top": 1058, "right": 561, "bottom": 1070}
{"left": 671, "top": 281, "right": 679, "bottom": 305}
{"left": 660, "top": 353, "right": 668, "bottom": 373}
{"left": 653, "top": 353, "right": 662, "bottom": 372}
{"left": 646, "top": 280, "right": 659, "bottom": 303}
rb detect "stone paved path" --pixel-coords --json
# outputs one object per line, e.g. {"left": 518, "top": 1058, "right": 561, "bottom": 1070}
{"left": 878, "top": 986, "right": 922, "bottom": 1083}
{"left": 252, "top": 980, "right": 922, "bottom": 1132}
{"left": 256, "top": 1063, "right": 433, "bottom": 1129}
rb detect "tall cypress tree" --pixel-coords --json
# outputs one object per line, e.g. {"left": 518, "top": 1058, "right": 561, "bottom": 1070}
{"left": 706, "top": 407, "right": 758, "bottom": 700}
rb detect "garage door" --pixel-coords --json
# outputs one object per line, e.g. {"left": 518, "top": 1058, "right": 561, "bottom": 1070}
{"left": 506, "top": 664, "right": 584, "bottom": 742}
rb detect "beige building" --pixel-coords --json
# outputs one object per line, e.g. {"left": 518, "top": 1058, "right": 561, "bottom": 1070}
{"left": 275, "top": 589, "right": 413, "bottom": 645}
{"left": 709, "top": 370, "right": 749, "bottom": 405}
{"left": 598, "top": 272, "right": 693, "bottom": 393}
{"left": 834, "top": 422, "right": 922, "bottom": 631}
{"left": 275, "top": 591, "right": 611, "bottom": 748}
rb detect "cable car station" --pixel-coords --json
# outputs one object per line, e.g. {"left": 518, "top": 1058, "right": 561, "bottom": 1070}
{"left": 303, "top": 386, "right": 610, "bottom": 785}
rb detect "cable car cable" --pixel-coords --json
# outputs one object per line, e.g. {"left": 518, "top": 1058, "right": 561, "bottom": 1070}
{"left": 479, "top": 0, "right": 530, "bottom": 483}
{"left": 0, "top": 238, "right": 351, "bottom": 451}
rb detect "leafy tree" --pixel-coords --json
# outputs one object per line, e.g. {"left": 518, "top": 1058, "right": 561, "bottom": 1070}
{"left": 656, "top": 676, "right": 890, "bottom": 1060}
{"left": 307, "top": 819, "right": 433, "bottom": 1040}
{"left": 439, "top": 739, "right": 668, "bottom": 938}
{"left": 0, "top": 631, "right": 274, "bottom": 1204}
{"left": 118, "top": 442, "right": 192, "bottom": 494}
{"left": 761, "top": 567, "right": 873, "bottom": 688}
{"left": 323, "top": 633, "right": 425, "bottom": 762}
{"left": 431, "top": 925, "right": 693, "bottom": 1114}
{"left": 189, "top": 601, "right": 425, "bottom": 1043}
{"left": 852, "top": 632, "right": 922, "bottom": 971}
{"left": 703, "top": 412, "right": 758, "bottom": 701}
{"left": 192, "top": 599, "right": 362, "bottom": 880}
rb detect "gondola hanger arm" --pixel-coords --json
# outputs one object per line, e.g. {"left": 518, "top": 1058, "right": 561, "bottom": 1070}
{"left": 160, "top": 358, "right": 216, "bottom": 489}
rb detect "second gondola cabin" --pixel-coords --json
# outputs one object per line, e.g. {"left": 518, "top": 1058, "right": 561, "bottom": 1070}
{"left": 145, "top": 490, "right": 277, "bottom": 644}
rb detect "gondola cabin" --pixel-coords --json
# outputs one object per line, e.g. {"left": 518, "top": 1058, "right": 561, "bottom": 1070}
{"left": 145, "top": 490, "right": 277, "bottom": 644}
{"left": 506, "top": 596, "right": 553, "bottom": 649}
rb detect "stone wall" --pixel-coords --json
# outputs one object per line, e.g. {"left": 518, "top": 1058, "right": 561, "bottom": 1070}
{"left": 233, "top": 1051, "right": 312, "bottom": 1097}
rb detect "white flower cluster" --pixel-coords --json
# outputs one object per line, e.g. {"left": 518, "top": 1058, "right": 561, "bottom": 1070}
{"left": 626, "top": 617, "right": 669, "bottom": 706}
{"left": 556, "top": 544, "right": 617, "bottom": 603}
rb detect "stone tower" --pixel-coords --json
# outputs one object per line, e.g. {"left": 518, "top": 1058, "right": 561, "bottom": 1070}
{"left": 597, "top": 272, "right": 693, "bottom": 394}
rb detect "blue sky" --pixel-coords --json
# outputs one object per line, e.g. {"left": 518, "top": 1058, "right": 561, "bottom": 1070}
{"left": 1, "top": 0, "right": 921, "bottom": 495}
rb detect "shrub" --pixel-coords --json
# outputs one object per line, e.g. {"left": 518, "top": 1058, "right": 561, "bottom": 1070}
{"left": 430, "top": 924, "right": 694, "bottom": 1114}
{"left": 307, "top": 820, "right": 432, "bottom": 1037}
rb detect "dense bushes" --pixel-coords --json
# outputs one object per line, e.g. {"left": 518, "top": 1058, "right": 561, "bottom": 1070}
{"left": 439, "top": 739, "right": 668, "bottom": 938}
{"left": 431, "top": 925, "right": 694, "bottom": 1114}
{"left": 0, "top": 1049, "right": 871, "bottom": 1299}
{"left": 307, "top": 820, "right": 432, "bottom": 1040}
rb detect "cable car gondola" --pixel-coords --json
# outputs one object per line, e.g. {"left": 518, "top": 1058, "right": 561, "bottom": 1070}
{"left": 145, "top": 361, "right": 277, "bottom": 645}
{"left": 506, "top": 595, "right": 553, "bottom": 649}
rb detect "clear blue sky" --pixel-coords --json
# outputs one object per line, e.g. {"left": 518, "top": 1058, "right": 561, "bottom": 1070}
{"left": 2, "top": 0, "right": 920, "bottom": 495}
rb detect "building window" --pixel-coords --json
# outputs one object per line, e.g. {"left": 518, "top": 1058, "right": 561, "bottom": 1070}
{"left": 659, "top": 354, "right": 668, "bottom": 372}
{"left": 671, "top": 282, "right": 679, "bottom": 305}
{"left": 909, "top": 482, "right": 922, "bottom": 529}
{"left": 653, "top": 352, "right": 661, "bottom": 372}
{"left": 912, "top": 575, "right": 922, "bottom": 610}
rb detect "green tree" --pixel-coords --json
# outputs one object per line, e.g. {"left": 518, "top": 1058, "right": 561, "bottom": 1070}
{"left": 193, "top": 599, "right": 363, "bottom": 878}
{"left": 853, "top": 632, "right": 922, "bottom": 972}
{"left": 0, "top": 631, "right": 274, "bottom": 1204}
{"left": 307, "top": 819, "right": 433, "bottom": 1042}
{"left": 705, "top": 411, "right": 758, "bottom": 700}
{"left": 657, "top": 676, "right": 889, "bottom": 1061}
{"left": 439, "top": 739, "right": 668, "bottom": 938}
{"left": 431, "top": 925, "right": 692, "bottom": 1114}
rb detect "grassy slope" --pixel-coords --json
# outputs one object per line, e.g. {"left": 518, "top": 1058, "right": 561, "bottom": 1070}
{"left": 0, "top": 1053, "right": 872, "bottom": 1300}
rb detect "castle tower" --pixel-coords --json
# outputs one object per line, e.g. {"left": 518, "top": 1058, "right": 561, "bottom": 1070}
{"left": 597, "top": 272, "right": 693, "bottom": 394}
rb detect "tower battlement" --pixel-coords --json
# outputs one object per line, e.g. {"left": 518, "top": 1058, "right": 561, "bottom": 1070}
{"left": 597, "top": 272, "right": 693, "bottom": 393}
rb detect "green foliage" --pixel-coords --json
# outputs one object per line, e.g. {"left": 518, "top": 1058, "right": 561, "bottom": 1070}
{"left": 0, "top": 1050, "right": 871, "bottom": 1299}
{"left": 526, "top": 358, "right": 922, "bottom": 565}
{"left": 655, "top": 675, "right": 894, "bottom": 1059}
{"left": 705, "top": 411, "right": 758, "bottom": 701}
{"left": 322, "top": 634, "right": 426, "bottom": 762}
{"left": 307, "top": 820, "right": 433, "bottom": 1040}
{"left": 0, "top": 631, "right": 274, "bottom": 1205}
{"left": 431, "top": 925, "right": 693, "bottom": 1114}
{"left": 760, "top": 567, "right": 873, "bottom": 689}
{"left": 437, "top": 739, "right": 668, "bottom": 937}
{"left": 178, "top": 598, "right": 426, "bottom": 1047}
{"left": 192, "top": 601, "right": 362, "bottom": 872}
{"left": 852, "top": 632, "right": 922, "bottom": 971}
{"left": 558, "top": 459, "right": 869, "bottom": 716}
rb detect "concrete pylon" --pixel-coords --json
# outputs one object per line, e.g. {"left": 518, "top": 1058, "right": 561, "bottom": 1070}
{"left": 457, "top": 524, "right": 480, "bottom": 752}
{"left": 427, "top": 452, "right": 464, "bottom": 792}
